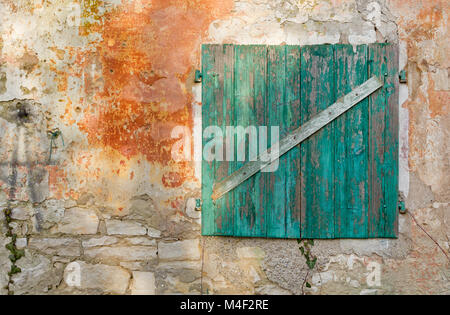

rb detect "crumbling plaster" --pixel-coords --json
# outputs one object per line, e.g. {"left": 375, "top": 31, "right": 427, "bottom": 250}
{"left": 0, "top": 0, "right": 448, "bottom": 295}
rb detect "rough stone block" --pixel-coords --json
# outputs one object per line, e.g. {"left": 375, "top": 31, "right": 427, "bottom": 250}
{"left": 32, "top": 200, "right": 65, "bottom": 230}
{"left": 52, "top": 207, "right": 99, "bottom": 235}
{"left": 131, "top": 271, "right": 156, "bottom": 295}
{"left": 120, "top": 261, "right": 153, "bottom": 271}
{"left": 11, "top": 206, "right": 31, "bottom": 220}
{"left": 43, "top": 199, "right": 65, "bottom": 221}
{"left": 11, "top": 252, "right": 61, "bottom": 295}
{"left": 0, "top": 237, "right": 10, "bottom": 295}
{"left": 147, "top": 227, "right": 162, "bottom": 238}
{"left": 157, "top": 261, "right": 202, "bottom": 272}
{"left": 84, "top": 246, "right": 157, "bottom": 261}
{"left": 106, "top": 219, "right": 147, "bottom": 235}
{"left": 125, "top": 237, "right": 157, "bottom": 246}
{"left": 10, "top": 221, "right": 28, "bottom": 236}
{"left": 64, "top": 261, "right": 130, "bottom": 294}
{"left": 16, "top": 237, "right": 28, "bottom": 249}
{"left": 159, "top": 239, "right": 201, "bottom": 261}
{"left": 29, "top": 238, "right": 81, "bottom": 256}
{"left": 82, "top": 236, "right": 118, "bottom": 248}
{"left": 255, "top": 284, "right": 292, "bottom": 295}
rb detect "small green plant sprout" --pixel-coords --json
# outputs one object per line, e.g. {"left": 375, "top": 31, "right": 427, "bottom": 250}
{"left": 297, "top": 238, "right": 317, "bottom": 292}
{"left": 3, "top": 207, "right": 25, "bottom": 295}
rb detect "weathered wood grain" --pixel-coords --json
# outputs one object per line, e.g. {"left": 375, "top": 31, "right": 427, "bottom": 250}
{"left": 284, "top": 46, "right": 302, "bottom": 238}
{"left": 202, "top": 44, "right": 236, "bottom": 235}
{"left": 233, "top": 45, "right": 267, "bottom": 237}
{"left": 202, "top": 44, "right": 396, "bottom": 239}
{"left": 368, "top": 43, "right": 398, "bottom": 237}
{"left": 266, "top": 45, "right": 287, "bottom": 237}
{"left": 213, "top": 44, "right": 235, "bottom": 235}
{"left": 211, "top": 75, "right": 382, "bottom": 203}
{"left": 300, "top": 45, "right": 335, "bottom": 238}
{"left": 385, "top": 44, "right": 399, "bottom": 238}
{"left": 334, "top": 44, "right": 369, "bottom": 238}
{"left": 201, "top": 44, "right": 218, "bottom": 235}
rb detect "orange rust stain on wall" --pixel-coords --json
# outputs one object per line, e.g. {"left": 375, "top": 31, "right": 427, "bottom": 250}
{"left": 389, "top": 0, "right": 449, "bottom": 169}
{"left": 391, "top": 2, "right": 444, "bottom": 59}
{"left": 427, "top": 73, "right": 450, "bottom": 118}
{"left": 47, "top": 165, "right": 68, "bottom": 199}
{"left": 62, "top": 99, "right": 76, "bottom": 126}
{"left": 162, "top": 171, "right": 186, "bottom": 188}
{"left": 76, "top": 0, "right": 233, "bottom": 187}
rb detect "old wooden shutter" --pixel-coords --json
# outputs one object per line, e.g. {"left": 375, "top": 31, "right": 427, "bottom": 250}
{"left": 201, "top": 44, "right": 398, "bottom": 239}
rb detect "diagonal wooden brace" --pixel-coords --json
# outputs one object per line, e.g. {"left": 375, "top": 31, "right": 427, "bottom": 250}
{"left": 211, "top": 75, "right": 383, "bottom": 201}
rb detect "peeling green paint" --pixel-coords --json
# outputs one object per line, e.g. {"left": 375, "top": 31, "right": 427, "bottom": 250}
{"left": 202, "top": 44, "right": 398, "bottom": 239}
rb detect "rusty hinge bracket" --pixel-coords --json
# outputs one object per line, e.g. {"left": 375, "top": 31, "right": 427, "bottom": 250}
{"left": 195, "top": 199, "right": 202, "bottom": 211}
{"left": 398, "top": 200, "right": 406, "bottom": 214}
{"left": 194, "top": 70, "right": 202, "bottom": 83}
{"left": 399, "top": 70, "right": 407, "bottom": 83}
{"left": 398, "top": 192, "right": 407, "bottom": 214}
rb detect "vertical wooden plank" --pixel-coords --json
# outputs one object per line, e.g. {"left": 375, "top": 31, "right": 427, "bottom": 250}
{"left": 300, "top": 45, "right": 335, "bottom": 239}
{"left": 368, "top": 43, "right": 398, "bottom": 238}
{"left": 234, "top": 45, "right": 267, "bottom": 237}
{"left": 201, "top": 44, "right": 234, "bottom": 236}
{"left": 216, "top": 45, "right": 235, "bottom": 235}
{"left": 266, "top": 46, "right": 286, "bottom": 238}
{"left": 384, "top": 44, "right": 399, "bottom": 238}
{"left": 201, "top": 44, "right": 217, "bottom": 236}
{"left": 334, "top": 44, "right": 369, "bottom": 238}
{"left": 368, "top": 43, "right": 385, "bottom": 238}
{"left": 285, "top": 45, "right": 302, "bottom": 238}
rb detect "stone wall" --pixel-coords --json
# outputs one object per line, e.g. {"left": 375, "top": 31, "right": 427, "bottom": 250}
{"left": 0, "top": 0, "right": 448, "bottom": 295}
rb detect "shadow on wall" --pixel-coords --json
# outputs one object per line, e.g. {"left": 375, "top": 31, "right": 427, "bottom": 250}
{"left": 0, "top": 99, "right": 55, "bottom": 231}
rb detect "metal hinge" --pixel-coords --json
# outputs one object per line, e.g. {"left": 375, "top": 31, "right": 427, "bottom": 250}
{"left": 398, "top": 192, "right": 407, "bottom": 214}
{"left": 399, "top": 70, "right": 407, "bottom": 83}
{"left": 195, "top": 199, "right": 202, "bottom": 211}
{"left": 194, "top": 70, "right": 202, "bottom": 83}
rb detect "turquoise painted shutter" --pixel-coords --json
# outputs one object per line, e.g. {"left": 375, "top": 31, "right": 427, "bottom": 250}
{"left": 201, "top": 44, "right": 398, "bottom": 239}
